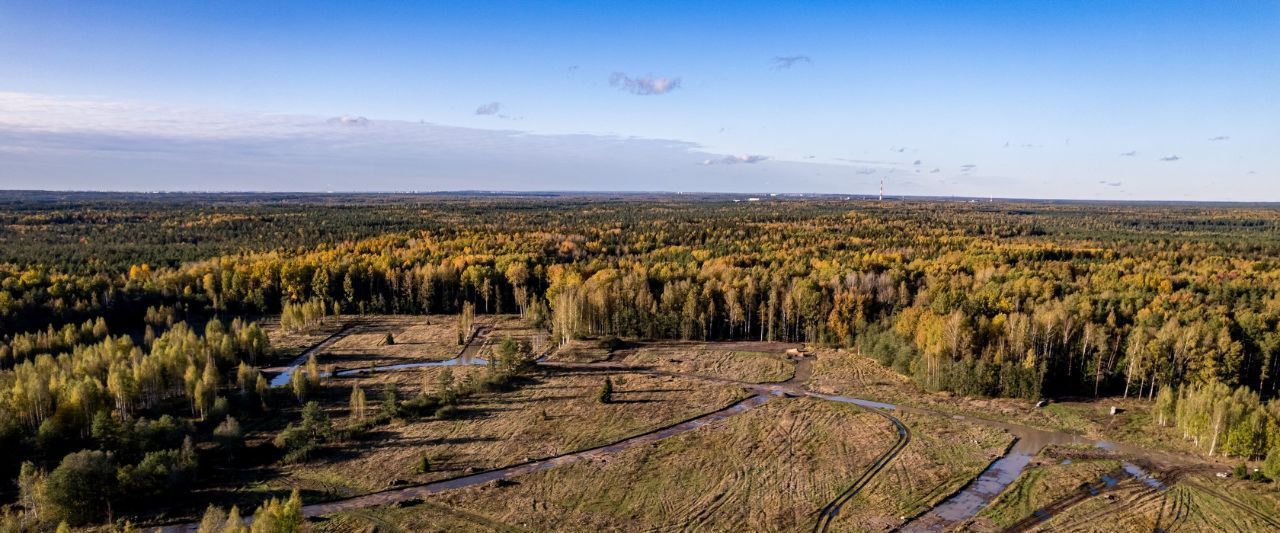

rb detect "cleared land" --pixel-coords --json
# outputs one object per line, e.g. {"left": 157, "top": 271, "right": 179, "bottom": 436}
{"left": 809, "top": 348, "right": 1224, "bottom": 459}
{"left": 321, "top": 397, "right": 898, "bottom": 532}
{"left": 827, "top": 411, "right": 1014, "bottom": 532}
{"left": 614, "top": 340, "right": 799, "bottom": 383}
{"left": 542, "top": 338, "right": 612, "bottom": 363}
{"left": 322, "top": 314, "right": 469, "bottom": 368}
{"left": 971, "top": 446, "right": 1122, "bottom": 531}
{"left": 268, "top": 368, "right": 751, "bottom": 498}
{"left": 1029, "top": 473, "right": 1280, "bottom": 532}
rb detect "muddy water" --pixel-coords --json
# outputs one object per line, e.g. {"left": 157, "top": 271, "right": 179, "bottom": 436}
{"left": 269, "top": 326, "right": 491, "bottom": 387}
{"left": 897, "top": 410, "right": 1166, "bottom": 531}
{"left": 329, "top": 353, "right": 488, "bottom": 377}
{"left": 267, "top": 328, "right": 353, "bottom": 387}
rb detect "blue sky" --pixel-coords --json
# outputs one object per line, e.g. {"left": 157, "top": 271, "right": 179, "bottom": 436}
{"left": 0, "top": 0, "right": 1276, "bottom": 199}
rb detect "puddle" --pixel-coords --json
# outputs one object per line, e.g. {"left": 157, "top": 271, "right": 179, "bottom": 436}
{"left": 330, "top": 356, "right": 488, "bottom": 378}
{"left": 1122, "top": 462, "right": 1166, "bottom": 490}
{"left": 271, "top": 353, "right": 487, "bottom": 387}
{"left": 809, "top": 393, "right": 898, "bottom": 411}
{"left": 901, "top": 447, "right": 1036, "bottom": 531}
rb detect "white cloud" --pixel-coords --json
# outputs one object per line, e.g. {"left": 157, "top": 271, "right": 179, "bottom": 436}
{"left": 700, "top": 154, "right": 768, "bottom": 165}
{"left": 609, "top": 73, "right": 681, "bottom": 95}
{"left": 475, "top": 102, "right": 502, "bottom": 115}
{"left": 0, "top": 92, "right": 861, "bottom": 193}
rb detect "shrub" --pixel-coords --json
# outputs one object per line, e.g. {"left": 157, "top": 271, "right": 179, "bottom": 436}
{"left": 1265, "top": 448, "right": 1280, "bottom": 480}
{"left": 43, "top": 450, "right": 118, "bottom": 525}
{"left": 599, "top": 377, "right": 614, "bottom": 404}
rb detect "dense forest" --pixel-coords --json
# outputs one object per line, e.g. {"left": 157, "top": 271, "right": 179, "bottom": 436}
{"left": 3, "top": 192, "right": 1280, "bottom": 526}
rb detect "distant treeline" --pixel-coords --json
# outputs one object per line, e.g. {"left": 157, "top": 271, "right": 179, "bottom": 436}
{"left": 3, "top": 195, "right": 1280, "bottom": 405}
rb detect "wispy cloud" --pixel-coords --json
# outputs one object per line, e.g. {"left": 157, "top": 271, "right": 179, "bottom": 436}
{"left": 1099, "top": 180, "right": 1122, "bottom": 187}
{"left": 475, "top": 102, "right": 502, "bottom": 115}
{"left": 1160, "top": 155, "right": 1181, "bottom": 162}
{"left": 771, "top": 55, "right": 812, "bottom": 69}
{"left": 0, "top": 92, "right": 864, "bottom": 192}
{"left": 1119, "top": 150, "right": 1137, "bottom": 157}
{"left": 327, "top": 115, "right": 369, "bottom": 127}
{"left": 609, "top": 72, "right": 681, "bottom": 95}
{"left": 1209, "top": 135, "right": 1230, "bottom": 141}
{"left": 700, "top": 154, "right": 768, "bottom": 165}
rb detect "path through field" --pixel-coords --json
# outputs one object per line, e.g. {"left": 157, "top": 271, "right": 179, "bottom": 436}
{"left": 168, "top": 334, "right": 1224, "bottom": 532}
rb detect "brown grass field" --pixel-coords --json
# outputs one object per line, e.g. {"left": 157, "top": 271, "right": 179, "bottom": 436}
{"left": 322, "top": 314, "right": 468, "bottom": 368}
{"left": 268, "top": 367, "right": 752, "bottom": 499}
{"left": 541, "top": 338, "right": 611, "bottom": 363}
{"left": 827, "top": 411, "right": 1014, "bottom": 532}
{"left": 319, "top": 397, "right": 899, "bottom": 532}
{"left": 614, "top": 340, "right": 799, "bottom": 383}
{"left": 809, "top": 348, "right": 1219, "bottom": 459}
{"left": 969, "top": 446, "right": 1122, "bottom": 531}
{"left": 1027, "top": 472, "right": 1280, "bottom": 532}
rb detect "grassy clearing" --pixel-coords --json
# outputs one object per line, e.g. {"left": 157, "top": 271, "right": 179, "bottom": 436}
{"left": 263, "top": 315, "right": 347, "bottom": 363}
{"left": 267, "top": 368, "right": 751, "bottom": 497}
{"left": 322, "top": 314, "right": 466, "bottom": 367}
{"left": 316, "top": 502, "right": 522, "bottom": 533}
{"left": 475, "top": 315, "right": 552, "bottom": 359}
{"left": 828, "top": 410, "right": 1014, "bottom": 531}
{"left": 808, "top": 348, "right": 1211, "bottom": 458}
{"left": 972, "top": 447, "right": 1121, "bottom": 530}
{"left": 544, "top": 338, "right": 612, "bottom": 363}
{"left": 617, "top": 340, "right": 798, "bottom": 383}
{"left": 332, "top": 397, "right": 896, "bottom": 532}
{"left": 1030, "top": 473, "right": 1280, "bottom": 532}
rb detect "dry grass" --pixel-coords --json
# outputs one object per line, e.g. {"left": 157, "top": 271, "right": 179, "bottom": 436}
{"left": 269, "top": 367, "right": 751, "bottom": 498}
{"left": 544, "top": 338, "right": 611, "bottom": 363}
{"left": 322, "top": 314, "right": 466, "bottom": 368}
{"left": 1027, "top": 472, "right": 1280, "bottom": 533}
{"left": 261, "top": 315, "right": 346, "bottom": 364}
{"left": 828, "top": 410, "right": 1015, "bottom": 531}
{"left": 476, "top": 315, "right": 553, "bottom": 359}
{"left": 615, "top": 340, "right": 799, "bottom": 383}
{"left": 328, "top": 397, "right": 898, "bottom": 532}
{"left": 970, "top": 448, "right": 1121, "bottom": 530}
{"left": 808, "top": 349, "right": 1214, "bottom": 459}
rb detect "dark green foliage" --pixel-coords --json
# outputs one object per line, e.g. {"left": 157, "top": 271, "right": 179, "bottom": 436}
{"left": 274, "top": 401, "right": 333, "bottom": 463}
{"left": 43, "top": 450, "right": 118, "bottom": 525}
{"left": 599, "top": 377, "right": 614, "bottom": 404}
{"left": 599, "top": 335, "right": 625, "bottom": 351}
{"left": 116, "top": 446, "right": 198, "bottom": 499}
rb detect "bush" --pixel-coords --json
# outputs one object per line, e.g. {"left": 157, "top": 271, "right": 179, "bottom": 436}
{"left": 599, "top": 335, "right": 625, "bottom": 351}
{"left": 1265, "top": 448, "right": 1280, "bottom": 480}
{"left": 117, "top": 447, "right": 197, "bottom": 499}
{"left": 400, "top": 394, "right": 443, "bottom": 418}
{"left": 599, "top": 377, "right": 614, "bottom": 404}
{"left": 436, "top": 405, "right": 462, "bottom": 420}
{"left": 43, "top": 450, "right": 118, "bottom": 525}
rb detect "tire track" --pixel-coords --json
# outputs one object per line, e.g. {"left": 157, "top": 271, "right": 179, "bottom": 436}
{"left": 1181, "top": 479, "right": 1280, "bottom": 530}
{"left": 158, "top": 393, "right": 774, "bottom": 532}
{"left": 811, "top": 399, "right": 912, "bottom": 533}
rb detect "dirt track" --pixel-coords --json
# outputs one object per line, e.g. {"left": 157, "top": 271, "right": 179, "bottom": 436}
{"left": 164, "top": 338, "right": 1228, "bottom": 533}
